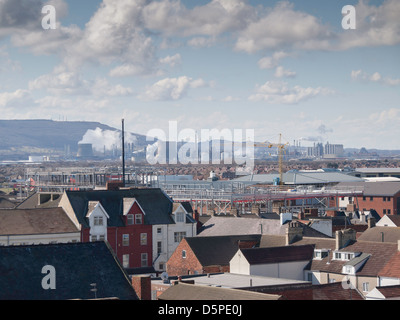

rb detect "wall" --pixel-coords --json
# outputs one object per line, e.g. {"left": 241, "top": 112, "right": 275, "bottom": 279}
{"left": 0, "top": 232, "right": 80, "bottom": 246}
{"left": 166, "top": 239, "right": 203, "bottom": 276}
{"left": 229, "top": 250, "right": 250, "bottom": 275}
{"left": 249, "top": 261, "right": 310, "bottom": 280}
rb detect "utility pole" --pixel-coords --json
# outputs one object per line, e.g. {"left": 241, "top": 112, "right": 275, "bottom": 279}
{"left": 122, "top": 119, "right": 125, "bottom": 187}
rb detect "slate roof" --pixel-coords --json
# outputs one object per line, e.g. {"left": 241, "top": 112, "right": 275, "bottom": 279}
{"left": 0, "top": 207, "right": 79, "bottom": 235}
{"left": 0, "top": 241, "right": 138, "bottom": 300}
{"left": 15, "top": 192, "right": 61, "bottom": 209}
{"left": 185, "top": 235, "right": 262, "bottom": 267}
{"left": 334, "top": 181, "right": 400, "bottom": 196}
{"left": 198, "top": 216, "right": 331, "bottom": 239}
{"left": 158, "top": 282, "right": 281, "bottom": 300}
{"left": 357, "top": 226, "right": 400, "bottom": 243}
{"left": 297, "top": 239, "right": 399, "bottom": 276}
{"left": 261, "top": 282, "right": 364, "bottom": 300}
{"left": 240, "top": 244, "right": 315, "bottom": 265}
{"left": 64, "top": 188, "right": 174, "bottom": 228}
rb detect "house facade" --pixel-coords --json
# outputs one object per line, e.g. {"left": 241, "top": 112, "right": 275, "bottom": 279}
{"left": 59, "top": 187, "right": 196, "bottom": 272}
{"left": 230, "top": 245, "right": 315, "bottom": 281}
{"left": 153, "top": 202, "right": 197, "bottom": 272}
{"left": 333, "top": 181, "right": 400, "bottom": 217}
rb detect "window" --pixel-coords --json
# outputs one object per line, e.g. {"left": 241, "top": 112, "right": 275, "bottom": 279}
{"left": 307, "top": 272, "right": 313, "bottom": 282}
{"left": 99, "top": 235, "right": 105, "bottom": 241}
{"left": 90, "top": 235, "right": 97, "bottom": 242}
{"left": 175, "top": 212, "right": 184, "bottom": 223}
{"left": 157, "top": 241, "right": 162, "bottom": 254}
{"left": 363, "top": 196, "right": 366, "bottom": 201}
{"left": 387, "top": 197, "right": 392, "bottom": 201}
{"left": 157, "top": 227, "right": 162, "bottom": 234}
{"left": 122, "top": 234, "right": 129, "bottom": 246}
{"left": 370, "top": 196, "right": 374, "bottom": 201}
{"left": 127, "top": 214, "right": 134, "bottom": 225}
{"left": 388, "top": 209, "right": 391, "bottom": 214}
{"left": 94, "top": 216, "right": 103, "bottom": 226}
{"left": 174, "top": 232, "right": 186, "bottom": 243}
{"left": 159, "top": 262, "right": 164, "bottom": 271}
{"left": 135, "top": 214, "right": 143, "bottom": 224}
{"left": 140, "top": 233, "right": 147, "bottom": 246}
{"left": 363, "top": 282, "right": 369, "bottom": 292}
{"left": 383, "top": 197, "right": 387, "bottom": 202}
{"left": 141, "top": 253, "right": 148, "bottom": 267}
{"left": 123, "top": 254, "right": 129, "bottom": 268}
{"left": 383, "top": 209, "right": 387, "bottom": 214}
{"left": 182, "top": 250, "right": 187, "bottom": 259}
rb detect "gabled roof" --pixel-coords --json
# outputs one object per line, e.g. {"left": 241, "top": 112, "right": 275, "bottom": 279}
{"left": 64, "top": 188, "right": 174, "bottom": 228}
{"left": 0, "top": 207, "right": 79, "bottom": 235}
{"left": 158, "top": 282, "right": 281, "bottom": 300}
{"left": 239, "top": 244, "right": 315, "bottom": 265}
{"left": 370, "top": 285, "right": 400, "bottom": 299}
{"left": 301, "top": 240, "right": 399, "bottom": 276}
{"left": 185, "top": 235, "right": 262, "bottom": 267}
{"left": 357, "top": 226, "right": 400, "bottom": 243}
{"left": 0, "top": 241, "right": 138, "bottom": 300}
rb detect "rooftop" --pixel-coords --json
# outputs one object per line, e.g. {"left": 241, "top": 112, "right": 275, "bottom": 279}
{"left": 0, "top": 207, "right": 79, "bottom": 235}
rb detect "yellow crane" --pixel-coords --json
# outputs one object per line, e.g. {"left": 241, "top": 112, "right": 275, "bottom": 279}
{"left": 254, "top": 133, "right": 289, "bottom": 185}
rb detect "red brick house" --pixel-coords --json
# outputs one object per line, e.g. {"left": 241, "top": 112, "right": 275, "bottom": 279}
{"left": 166, "top": 234, "right": 261, "bottom": 276}
{"left": 333, "top": 181, "right": 400, "bottom": 218}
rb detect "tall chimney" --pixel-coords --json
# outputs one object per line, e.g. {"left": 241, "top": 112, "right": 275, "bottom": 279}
{"left": 286, "top": 221, "right": 303, "bottom": 245}
{"left": 368, "top": 217, "right": 376, "bottom": 229}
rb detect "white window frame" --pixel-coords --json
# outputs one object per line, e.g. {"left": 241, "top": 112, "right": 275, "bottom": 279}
{"left": 135, "top": 214, "right": 143, "bottom": 225}
{"left": 122, "top": 234, "right": 129, "bottom": 246}
{"left": 127, "top": 214, "right": 134, "bottom": 225}
{"left": 141, "top": 253, "right": 148, "bottom": 267}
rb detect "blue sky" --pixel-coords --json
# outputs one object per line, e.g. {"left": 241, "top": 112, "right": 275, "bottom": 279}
{"left": 0, "top": 0, "right": 399, "bottom": 149}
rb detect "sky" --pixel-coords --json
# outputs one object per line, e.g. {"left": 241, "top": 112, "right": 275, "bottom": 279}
{"left": 0, "top": 0, "right": 399, "bottom": 150}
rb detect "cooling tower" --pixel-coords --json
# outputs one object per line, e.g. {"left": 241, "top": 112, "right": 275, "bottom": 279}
{"left": 77, "top": 143, "right": 94, "bottom": 158}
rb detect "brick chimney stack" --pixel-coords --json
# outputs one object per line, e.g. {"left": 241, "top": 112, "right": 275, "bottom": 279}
{"left": 335, "top": 229, "right": 356, "bottom": 250}
{"left": 286, "top": 221, "right": 303, "bottom": 245}
{"left": 131, "top": 275, "right": 151, "bottom": 300}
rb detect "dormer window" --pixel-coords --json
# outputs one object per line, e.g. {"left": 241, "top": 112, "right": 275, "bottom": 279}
{"left": 175, "top": 212, "right": 184, "bottom": 223}
{"left": 333, "top": 251, "right": 358, "bottom": 261}
{"left": 127, "top": 214, "right": 134, "bottom": 225}
{"left": 313, "top": 249, "right": 329, "bottom": 260}
{"left": 135, "top": 214, "right": 143, "bottom": 224}
{"left": 94, "top": 216, "right": 103, "bottom": 226}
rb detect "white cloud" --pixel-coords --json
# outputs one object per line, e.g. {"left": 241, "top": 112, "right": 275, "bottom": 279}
{"left": 274, "top": 66, "right": 296, "bottom": 78}
{"left": 351, "top": 70, "right": 400, "bottom": 86}
{"left": 138, "top": 76, "right": 209, "bottom": 101}
{"left": 248, "top": 81, "right": 331, "bottom": 104}
{"left": 29, "top": 69, "right": 133, "bottom": 97}
{"left": 258, "top": 51, "right": 290, "bottom": 70}
{"left": 0, "top": 89, "right": 32, "bottom": 107}
{"left": 235, "top": 1, "right": 332, "bottom": 53}
{"left": 159, "top": 54, "right": 182, "bottom": 67}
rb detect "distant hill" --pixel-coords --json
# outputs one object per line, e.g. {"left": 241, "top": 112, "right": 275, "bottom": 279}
{"left": 0, "top": 120, "right": 148, "bottom": 159}
{"left": 0, "top": 120, "right": 115, "bottom": 151}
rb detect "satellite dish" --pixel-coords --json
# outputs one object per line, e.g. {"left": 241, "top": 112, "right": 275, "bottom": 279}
{"left": 161, "top": 272, "right": 169, "bottom": 283}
